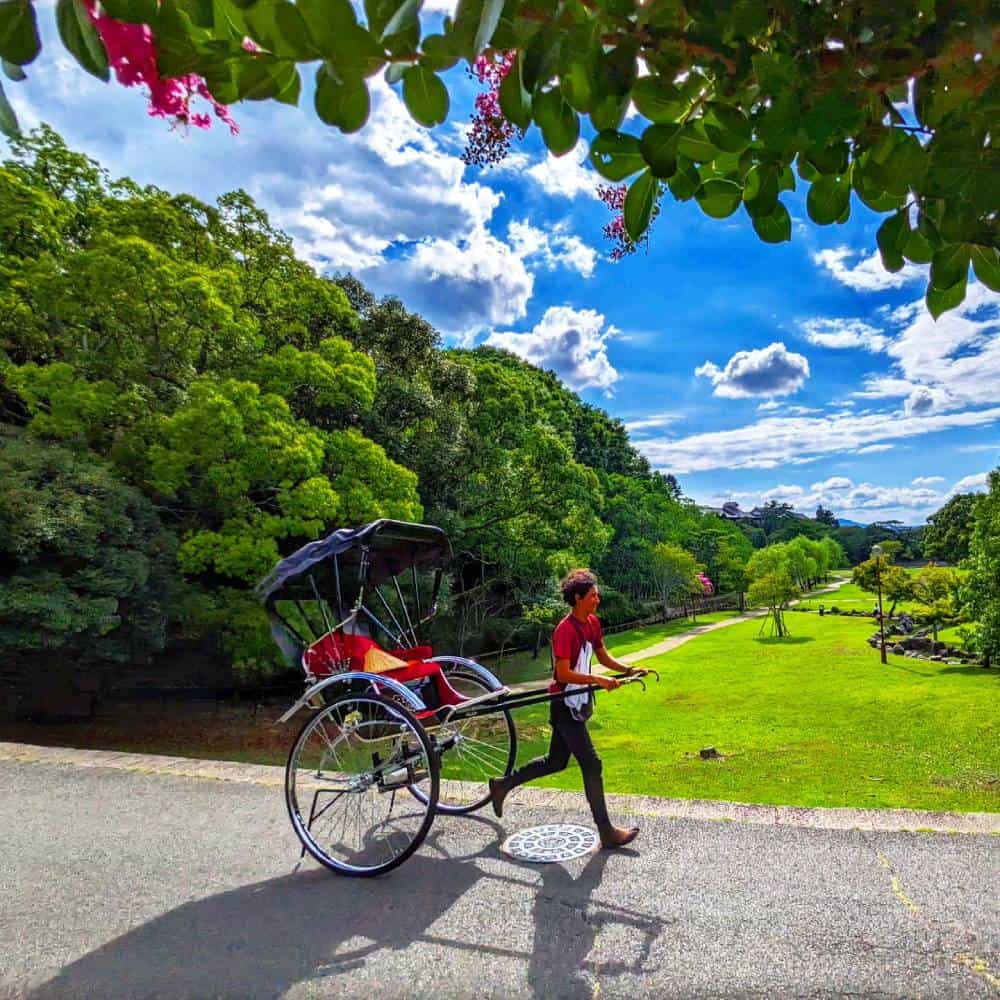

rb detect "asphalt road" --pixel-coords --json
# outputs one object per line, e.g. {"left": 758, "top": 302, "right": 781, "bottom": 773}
{"left": 1, "top": 755, "right": 997, "bottom": 999}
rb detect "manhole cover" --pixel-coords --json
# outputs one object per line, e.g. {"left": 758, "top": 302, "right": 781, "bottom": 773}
{"left": 500, "top": 824, "right": 599, "bottom": 863}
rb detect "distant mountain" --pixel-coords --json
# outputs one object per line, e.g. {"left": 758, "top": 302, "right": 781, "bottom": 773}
{"left": 836, "top": 518, "right": 866, "bottom": 527}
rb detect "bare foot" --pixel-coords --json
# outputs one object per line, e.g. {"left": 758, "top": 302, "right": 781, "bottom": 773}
{"left": 600, "top": 825, "right": 639, "bottom": 849}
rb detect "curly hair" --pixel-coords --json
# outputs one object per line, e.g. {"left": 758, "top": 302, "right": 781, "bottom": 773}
{"left": 560, "top": 568, "right": 598, "bottom": 607}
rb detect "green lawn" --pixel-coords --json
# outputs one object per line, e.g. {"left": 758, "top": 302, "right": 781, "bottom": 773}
{"left": 795, "top": 579, "right": 917, "bottom": 614}
{"left": 506, "top": 612, "right": 999, "bottom": 813}
{"left": 484, "top": 610, "right": 742, "bottom": 685}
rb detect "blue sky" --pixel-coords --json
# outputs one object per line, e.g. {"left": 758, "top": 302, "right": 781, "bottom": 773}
{"left": 6, "top": 8, "right": 999, "bottom": 525}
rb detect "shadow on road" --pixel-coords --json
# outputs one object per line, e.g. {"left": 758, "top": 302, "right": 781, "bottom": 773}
{"left": 31, "top": 816, "right": 671, "bottom": 999}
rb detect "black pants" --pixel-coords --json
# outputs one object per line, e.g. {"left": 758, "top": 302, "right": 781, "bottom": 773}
{"left": 499, "top": 697, "right": 611, "bottom": 832}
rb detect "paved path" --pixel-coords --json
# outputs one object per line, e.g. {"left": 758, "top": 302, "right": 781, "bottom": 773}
{"left": 508, "top": 578, "right": 854, "bottom": 691}
{"left": 2, "top": 745, "right": 997, "bottom": 999}
{"left": 619, "top": 577, "right": 852, "bottom": 667}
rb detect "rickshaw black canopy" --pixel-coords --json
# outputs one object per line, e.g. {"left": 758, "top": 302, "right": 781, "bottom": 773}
{"left": 257, "top": 519, "right": 451, "bottom": 608}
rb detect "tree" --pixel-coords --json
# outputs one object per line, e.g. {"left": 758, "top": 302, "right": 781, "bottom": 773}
{"left": 923, "top": 493, "right": 981, "bottom": 564}
{"left": 3, "top": 4, "right": 995, "bottom": 317}
{"left": 815, "top": 505, "right": 838, "bottom": 527}
{"left": 852, "top": 557, "right": 913, "bottom": 617}
{"left": 748, "top": 570, "right": 799, "bottom": 639}
{"left": 0, "top": 435, "right": 177, "bottom": 684}
{"left": 746, "top": 545, "right": 799, "bottom": 638}
{"left": 648, "top": 543, "right": 703, "bottom": 618}
{"left": 911, "top": 564, "right": 960, "bottom": 643}
{"left": 962, "top": 468, "right": 1000, "bottom": 665}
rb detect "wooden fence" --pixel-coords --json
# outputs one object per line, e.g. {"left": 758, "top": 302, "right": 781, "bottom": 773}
{"left": 477, "top": 591, "right": 745, "bottom": 661}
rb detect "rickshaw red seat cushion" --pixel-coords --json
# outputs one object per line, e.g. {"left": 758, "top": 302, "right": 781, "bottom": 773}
{"left": 389, "top": 644, "right": 434, "bottom": 661}
{"left": 303, "top": 632, "right": 462, "bottom": 713}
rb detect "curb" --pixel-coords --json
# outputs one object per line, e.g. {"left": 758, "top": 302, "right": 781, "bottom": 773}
{"left": 3, "top": 741, "right": 996, "bottom": 836}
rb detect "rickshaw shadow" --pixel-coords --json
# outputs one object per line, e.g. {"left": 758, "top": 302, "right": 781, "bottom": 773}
{"left": 30, "top": 815, "right": 670, "bottom": 999}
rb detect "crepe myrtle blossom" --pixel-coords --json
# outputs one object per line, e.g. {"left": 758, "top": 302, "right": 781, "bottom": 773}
{"left": 698, "top": 572, "right": 714, "bottom": 596}
{"left": 596, "top": 183, "right": 661, "bottom": 261}
{"left": 84, "top": 1, "right": 239, "bottom": 133}
{"left": 462, "top": 51, "right": 523, "bottom": 167}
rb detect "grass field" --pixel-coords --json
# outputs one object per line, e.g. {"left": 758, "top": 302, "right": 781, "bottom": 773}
{"left": 508, "top": 611, "right": 999, "bottom": 813}
{"left": 483, "top": 610, "right": 742, "bottom": 685}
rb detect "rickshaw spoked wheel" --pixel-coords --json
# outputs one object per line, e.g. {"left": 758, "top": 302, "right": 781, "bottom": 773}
{"left": 285, "top": 691, "right": 439, "bottom": 877}
{"left": 410, "top": 670, "right": 517, "bottom": 816}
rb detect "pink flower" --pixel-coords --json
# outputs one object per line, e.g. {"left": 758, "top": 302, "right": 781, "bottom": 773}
{"left": 84, "top": 1, "right": 239, "bottom": 134}
{"left": 596, "top": 182, "right": 661, "bottom": 262}
{"left": 697, "top": 572, "right": 715, "bottom": 596}
{"left": 462, "top": 51, "right": 522, "bottom": 167}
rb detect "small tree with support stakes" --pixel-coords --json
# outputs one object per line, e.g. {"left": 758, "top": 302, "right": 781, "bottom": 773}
{"left": 748, "top": 569, "right": 799, "bottom": 639}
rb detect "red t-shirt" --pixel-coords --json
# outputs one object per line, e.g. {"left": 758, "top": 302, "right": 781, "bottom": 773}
{"left": 550, "top": 614, "right": 604, "bottom": 690}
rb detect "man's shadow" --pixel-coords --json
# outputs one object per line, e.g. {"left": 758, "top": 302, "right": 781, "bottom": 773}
{"left": 30, "top": 820, "right": 671, "bottom": 999}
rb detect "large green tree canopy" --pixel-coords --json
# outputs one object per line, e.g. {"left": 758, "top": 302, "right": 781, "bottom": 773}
{"left": 1, "top": 0, "right": 996, "bottom": 317}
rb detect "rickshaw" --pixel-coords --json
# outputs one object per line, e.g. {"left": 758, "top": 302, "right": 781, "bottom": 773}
{"left": 260, "top": 519, "right": 652, "bottom": 877}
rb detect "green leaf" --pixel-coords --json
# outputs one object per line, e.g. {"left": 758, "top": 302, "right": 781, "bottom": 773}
{"left": 274, "top": 63, "right": 301, "bottom": 105}
{"left": 624, "top": 168, "right": 657, "bottom": 243}
{"left": 750, "top": 201, "right": 791, "bottom": 243}
{"left": 901, "top": 227, "right": 934, "bottom": 264}
{"left": 589, "top": 92, "right": 628, "bottom": 133}
{"left": 450, "top": 0, "right": 485, "bottom": 62}
{"left": 806, "top": 174, "right": 850, "bottom": 225}
{"left": 533, "top": 88, "right": 579, "bottom": 156}
{"left": 876, "top": 211, "right": 907, "bottom": 273}
{"left": 420, "top": 33, "right": 458, "bottom": 71}
{"left": 498, "top": 54, "right": 530, "bottom": 129}
{"left": 560, "top": 56, "right": 595, "bottom": 114}
{"left": 589, "top": 130, "right": 644, "bottom": 182}
{"left": 883, "top": 133, "right": 926, "bottom": 196}
{"left": 676, "top": 121, "right": 718, "bottom": 163}
{"left": 273, "top": 1, "right": 319, "bottom": 56}
{"left": 696, "top": 178, "right": 742, "bottom": 219}
{"left": 384, "top": 61, "right": 406, "bottom": 84}
{"left": 2, "top": 57, "right": 26, "bottom": 80}
{"left": 926, "top": 277, "right": 967, "bottom": 320}
{"left": 472, "top": 0, "right": 503, "bottom": 57}
{"left": 971, "top": 246, "right": 1000, "bottom": 292}
{"left": 0, "top": 0, "right": 39, "bottom": 65}
{"left": 402, "top": 64, "right": 448, "bottom": 126}
{"left": 0, "top": 76, "right": 19, "bottom": 137}
{"left": 631, "top": 76, "right": 688, "bottom": 123}
{"left": 380, "top": 0, "right": 422, "bottom": 40}
{"left": 742, "top": 162, "right": 778, "bottom": 216}
{"left": 666, "top": 155, "right": 700, "bottom": 200}
{"left": 96, "top": 0, "right": 157, "bottom": 22}
{"left": 930, "top": 244, "right": 970, "bottom": 291}
{"left": 703, "top": 104, "right": 751, "bottom": 153}
{"left": 314, "top": 63, "right": 370, "bottom": 131}
{"left": 56, "top": 0, "right": 109, "bottom": 80}
{"left": 297, "top": 0, "right": 358, "bottom": 54}
{"left": 639, "top": 122, "right": 681, "bottom": 178}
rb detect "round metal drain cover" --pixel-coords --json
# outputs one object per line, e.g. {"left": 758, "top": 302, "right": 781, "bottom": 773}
{"left": 500, "top": 824, "right": 599, "bottom": 863}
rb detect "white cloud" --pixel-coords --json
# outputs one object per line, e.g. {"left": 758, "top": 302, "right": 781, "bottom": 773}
{"left": 948, "top": 472, "right": 989, "bottom": 496}
{"left": 707, "top": 470, "right": 990, "bottom": 525}
{"left": 636, "top": 405, "right": 1000, "bottom": 474}
{"left": 486, "top": 306, "right": 620, "bottom": 393}
{"left": 762, "top": 484, "right": 805, "bottom": 501}
{"left": 695, "top": 342, "right": 810, "bottom": 398}
{"left": 523, "top": 141, "right": 601, "bottom": 201}
{"left": 395, "top": 230, "right": 535, "bottom": 336}
{"left": 624, "top": 413, "right": 681, "bottom": 434}
{"left": 813, "top": 247, "right": 926, "bottom": 292}
{"left": 507, "top": 220, "right": 597, "bottom": 279}
{"left": 800, "top": 317, "right": 888, "bottom": 352}
{"left": 811, "top": 476, "right": 853, "bottom": 492}
{"left": 958, "top": 442, "right": 1000, "bottom": 453}
{"left": 856, "top": 444, "right": 893, "bottom": 454}
{"left": 757, "top": 400, "right": 782, "bottom": 412}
